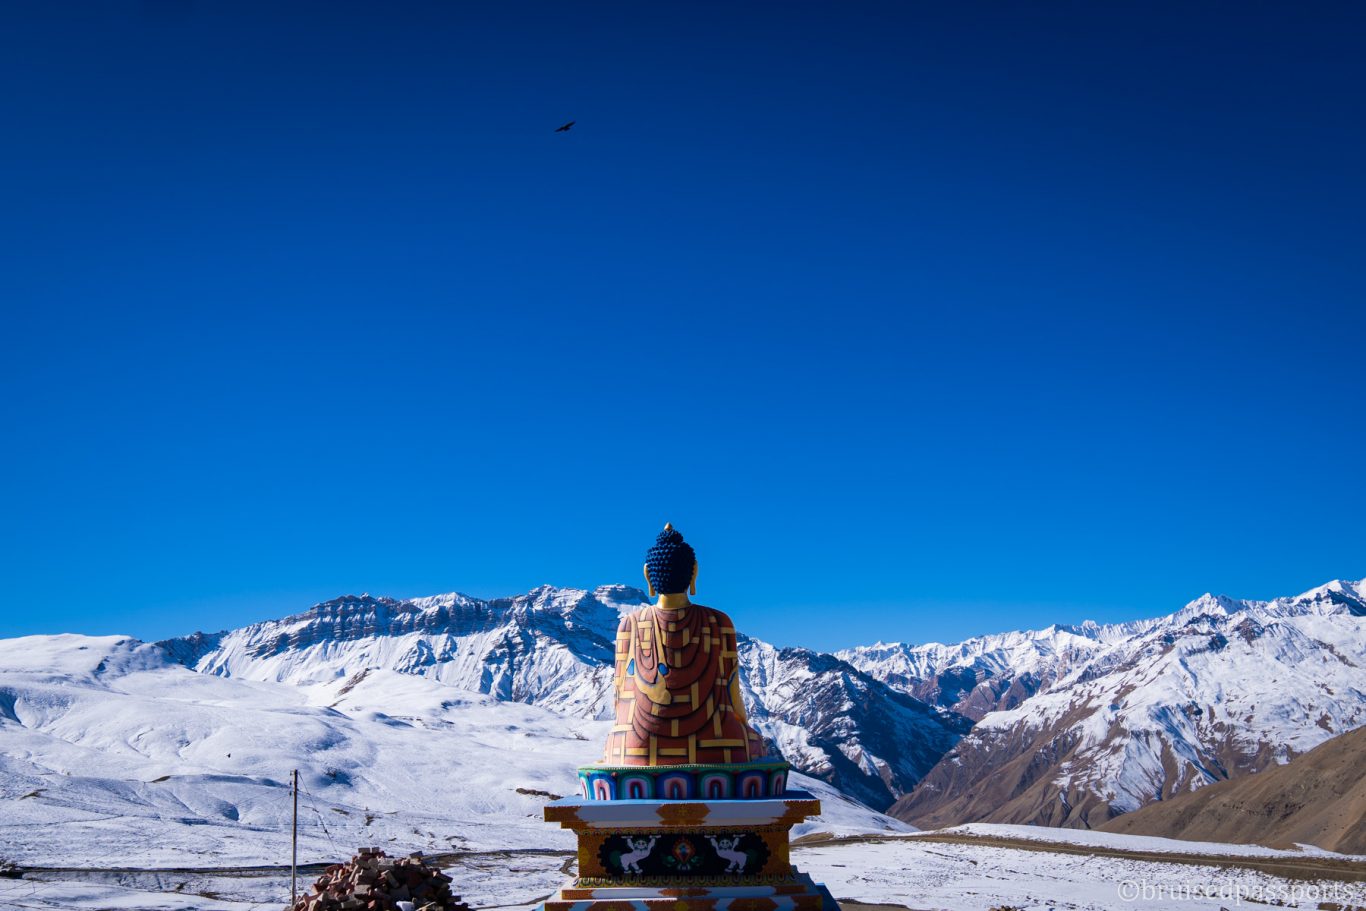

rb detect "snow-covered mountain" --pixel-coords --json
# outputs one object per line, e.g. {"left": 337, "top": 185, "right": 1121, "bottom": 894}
{"left": 0, "top": 633, "right": 911, "bottom": 872}
{"left": 885, "top": 580, "right": 1366, "bottom": 829}
{"left": 1098, "top": 723, "right": 1366, "bottom": 854}
{"left": 738, "top": 639, "right": 970, "bottom": 808}
{"left": 838, "top": 621, "right": 1142, "bottom": 720}
{"left": 158, "top": 585, "right": 970, "bottom": 809}
{"left": 4, "top": 573, "right": 1360, "bottom": 872}
{"left": 160, "top": 585, "right": 641, "bottom": 718}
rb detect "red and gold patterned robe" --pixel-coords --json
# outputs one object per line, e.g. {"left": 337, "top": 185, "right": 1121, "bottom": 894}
{"left": 602, "top": 602, "right": 768, "bottom": 766}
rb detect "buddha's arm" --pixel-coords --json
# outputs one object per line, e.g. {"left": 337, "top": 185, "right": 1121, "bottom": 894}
{"left": 613, "top": 615, "right": 632, "bottom": 698}
{"left": 719, "top": 615, "right": 750, "bottom": 725}
{"left": 730, "top": 670, "right": 750, "bottom": 725}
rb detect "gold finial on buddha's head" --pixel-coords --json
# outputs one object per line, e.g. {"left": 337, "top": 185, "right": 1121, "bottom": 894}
{"left": 663, "top": 522, "right": 673, "bottom": 531}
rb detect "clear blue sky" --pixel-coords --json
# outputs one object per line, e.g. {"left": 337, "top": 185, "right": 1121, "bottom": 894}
{"left": 2, "top": 3, "right": 1363, "bottom": 650}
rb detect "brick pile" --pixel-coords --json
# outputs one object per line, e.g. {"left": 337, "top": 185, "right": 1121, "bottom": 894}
{"left": 289, "top": 847, "right": 470, "bottom": 911}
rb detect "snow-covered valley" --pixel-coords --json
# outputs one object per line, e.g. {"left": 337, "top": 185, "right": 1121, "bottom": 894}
{"left": 0, "top": 633, "right": 902, "bottom": 870}
{"left": 1, "top": 579, "right": 1363, "bottom": 910}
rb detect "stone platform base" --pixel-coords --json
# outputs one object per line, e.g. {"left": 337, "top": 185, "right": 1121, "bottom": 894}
{"left": 541, "top": 793, "right": 835, "bottom": 911}
{"left": 541, "top": 868, "right": 837, "bottom": 911}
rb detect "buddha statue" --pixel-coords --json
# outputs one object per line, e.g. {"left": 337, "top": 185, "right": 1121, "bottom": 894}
{"left": 600, "top": 525, "right": 771, "bottom": 767}
{"left": 548, "top": 526, "right": 830, "bottom": 911}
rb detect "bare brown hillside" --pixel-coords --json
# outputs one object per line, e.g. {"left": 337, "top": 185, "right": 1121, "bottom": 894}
{"left": 1099, "top": 725, "right": 1366, "bottom": 854}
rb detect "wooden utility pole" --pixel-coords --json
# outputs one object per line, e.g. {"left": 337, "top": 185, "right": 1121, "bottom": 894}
{"left": 291, "top": 769, "right": 299, "bottom": 907}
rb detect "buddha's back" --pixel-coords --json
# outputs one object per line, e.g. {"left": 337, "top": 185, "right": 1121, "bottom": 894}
{"left": 576, "top": 524, "right": 787, "bottom": 802}
{"left": 605, "top": 600, "right": 768, "bottom": 766}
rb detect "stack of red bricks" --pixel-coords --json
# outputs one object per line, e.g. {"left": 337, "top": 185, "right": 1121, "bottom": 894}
{"left": 289, "top": 847, "right": 470, "bottom": 911}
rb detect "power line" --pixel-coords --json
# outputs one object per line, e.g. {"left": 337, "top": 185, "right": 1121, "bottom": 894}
{"left": 296, "top": 777, "right": 342, "bottom": 859}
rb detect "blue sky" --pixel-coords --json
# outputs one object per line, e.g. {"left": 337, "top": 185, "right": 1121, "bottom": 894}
{"left": 2, "top": 2, "right": 1363, "bottom": 650}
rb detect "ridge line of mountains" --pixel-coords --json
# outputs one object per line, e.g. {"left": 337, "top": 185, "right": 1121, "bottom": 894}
{"left": 150, "top": 577, "right": 1365, "bottom": 829}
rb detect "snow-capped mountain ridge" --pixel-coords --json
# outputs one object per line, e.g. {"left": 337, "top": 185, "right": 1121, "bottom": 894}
{"left": 838, "top": 579, "right": 1365, "bottom": 720}
{"left": 170, "top": 584, "right": 643, "bottom": 665}
{"left": 158, "top": 584, "right": 969, "bottom": 809}
{"left": 154, "top": 576, "right": 1364, "bottom": 822}
{"left": 163, "top": 585, "right": 646, "bottom": 718}
{"left": 885, "top": 578, "right": 1366, "bottom": 829}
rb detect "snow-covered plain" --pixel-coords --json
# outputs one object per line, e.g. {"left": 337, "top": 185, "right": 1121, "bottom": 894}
{"left": 933, "top": 823, "right": 1364, "bottom": 859}
{"left": 6, "top": 835, "right": 1363, "bottom": 911}
{"left": 795, "top": 836, "right": 1366, "bottom": 911}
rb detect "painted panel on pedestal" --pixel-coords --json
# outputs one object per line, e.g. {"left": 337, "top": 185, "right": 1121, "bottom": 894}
{"left": 598, "top": 832, "right": 772, "bottom": 879}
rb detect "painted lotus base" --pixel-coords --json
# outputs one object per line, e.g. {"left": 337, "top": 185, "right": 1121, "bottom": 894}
{"left": 540, "top": 793, "right": 834, "bottom": 911}
{"left": 577, "top": 760, "right": 790, "bottom": 802}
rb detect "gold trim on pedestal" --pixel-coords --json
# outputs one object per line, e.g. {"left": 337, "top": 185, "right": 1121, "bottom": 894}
{"left": 656, "top": 803, "right": 711, "bottom": 826}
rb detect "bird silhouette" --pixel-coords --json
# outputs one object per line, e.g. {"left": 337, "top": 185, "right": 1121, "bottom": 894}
{"left": 555, "top": 121, "right": 575, "bottom": 133}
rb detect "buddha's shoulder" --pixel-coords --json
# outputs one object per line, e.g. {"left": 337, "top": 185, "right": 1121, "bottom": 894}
{"left": 692, "top": 604, "right": 736, "bottom": 630}
{"left": 616, "top": 604, "right": 734, "bottom": 628}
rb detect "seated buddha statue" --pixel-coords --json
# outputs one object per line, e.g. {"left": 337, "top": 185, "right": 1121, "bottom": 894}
{"left": 600, "top": 525, "right": 771, "bottom": 767}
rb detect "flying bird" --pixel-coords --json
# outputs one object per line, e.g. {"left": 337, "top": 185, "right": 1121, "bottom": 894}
{"left": 555, "top": 121, "right": 575, "bottom": 133}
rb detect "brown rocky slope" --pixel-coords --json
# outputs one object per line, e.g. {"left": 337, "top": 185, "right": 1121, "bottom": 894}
{"left": 1098, "top": 725, "right": 1366, "bottom": 854}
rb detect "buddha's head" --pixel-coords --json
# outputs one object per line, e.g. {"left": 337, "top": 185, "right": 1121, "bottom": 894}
{"left": 643, "top": 523, "right": 698, "bottom": 598}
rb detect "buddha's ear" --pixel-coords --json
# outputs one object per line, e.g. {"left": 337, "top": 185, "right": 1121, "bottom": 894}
{"left": 690, "top": 561, "right": 699, "bottom": 596}
{"left": 643, "top": 563, "right": 656, "bottom": 599}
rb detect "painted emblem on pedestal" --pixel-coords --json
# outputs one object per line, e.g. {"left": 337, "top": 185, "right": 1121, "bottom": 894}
{"left": 618, "top": 836, "right": 658, "bottom": 875}
{"left": 598, "top": 832, "right": 770, "bottom": 879}
{"left": 707, "top": 836, "right": 749, "bottom": 873}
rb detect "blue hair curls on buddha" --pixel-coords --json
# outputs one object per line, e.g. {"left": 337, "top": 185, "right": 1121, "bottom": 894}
{"left": 644, "top": 523, "right": 696, "bottom": 597}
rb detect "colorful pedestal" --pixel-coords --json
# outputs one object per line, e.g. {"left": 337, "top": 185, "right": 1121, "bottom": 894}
{"left": 541, "top": 792, "right": 837, "bottom": 911}
{"left": 577, "top": 760, "right": 791, "bottom": 801}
